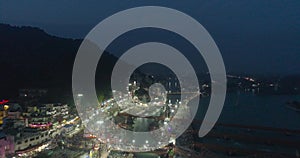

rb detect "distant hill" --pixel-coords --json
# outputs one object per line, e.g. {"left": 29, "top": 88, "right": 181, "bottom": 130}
{"left": 1, "top": 23, "right": 299, "bottom": 101}
{"left": 0, "top": 23, "right": 117, "bottom": 101}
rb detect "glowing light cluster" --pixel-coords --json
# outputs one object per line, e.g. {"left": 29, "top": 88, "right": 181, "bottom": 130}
{"left": 29, "top": 123, "right": 52, "bottom": 128}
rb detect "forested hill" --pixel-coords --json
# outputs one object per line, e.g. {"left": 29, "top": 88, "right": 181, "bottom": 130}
{"left": 0, "top": 23, "right": 116, "bottom": 100}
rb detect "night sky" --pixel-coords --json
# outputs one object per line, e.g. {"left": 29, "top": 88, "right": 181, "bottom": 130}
{"left": 1, "top": 0, "right": 300, "bottom": 75}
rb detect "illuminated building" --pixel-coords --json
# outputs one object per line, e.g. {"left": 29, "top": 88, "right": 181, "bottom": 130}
{"left": 0, "top": 102, "right": 9, "bottom": 125}
{"left": 7, "top": 111, "right": 21, "bottom": 119}
{"left": 0, "top": 133, "right": 14, "bottom": 158}
{"left": 0, "top": 133, "right": 15, "bottom": 158}
{"left": 25, "top": 103, "right": 69, "bottom": 129}
{"left": 28, "top": 112, "right": 52, "bottom": 129}
{"left": 14, "top": 128, "right": 51, "bottom": 151}
{"left": 0, "top": 111, "right": 5, "bottom": 125}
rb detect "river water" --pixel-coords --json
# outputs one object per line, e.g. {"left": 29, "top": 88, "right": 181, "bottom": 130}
{"left": 194, "top": 92, "right": 300, "bottom": 130}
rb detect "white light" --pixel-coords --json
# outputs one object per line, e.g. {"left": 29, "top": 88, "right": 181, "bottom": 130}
{"left": 97, "top": 120, "right": 104, "bottom": 124}
{"left": 145, "top": 140, "right": 149, "bottom": 144}
{"left": 132, "top": 140, "right": 135, "bottom": 143}
{"left": 78, "top": 94, "right": 83, "bottom": 97}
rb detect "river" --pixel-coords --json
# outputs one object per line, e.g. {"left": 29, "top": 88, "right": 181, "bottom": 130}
{"left": 194, "top": 92, "right": 300, "bottom": 130}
